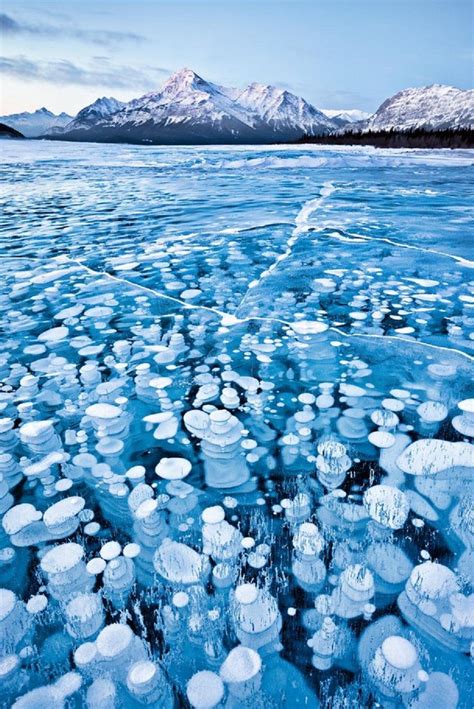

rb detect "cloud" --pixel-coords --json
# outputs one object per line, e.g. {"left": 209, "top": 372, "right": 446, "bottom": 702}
{"left": 0, "top": 55, "right": 169, "bottom": 90}
{"left": 0, "top": 12, "right": 145, "bottom": 47}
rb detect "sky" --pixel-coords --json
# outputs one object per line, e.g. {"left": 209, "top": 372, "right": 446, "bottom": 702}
{"left": 0, "top": 0, "right": 472, "bottom": 116}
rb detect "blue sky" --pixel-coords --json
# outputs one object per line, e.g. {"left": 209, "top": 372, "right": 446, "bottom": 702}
{"left": 1, "top": 0, "right": 472, "bottom": 115}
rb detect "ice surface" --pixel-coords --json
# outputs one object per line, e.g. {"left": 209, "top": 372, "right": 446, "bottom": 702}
{"left": 0, "top": 142, "right": 472, "bottom": 707}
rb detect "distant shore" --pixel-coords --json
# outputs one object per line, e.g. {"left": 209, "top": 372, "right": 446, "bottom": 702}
{"left": 4, "top": 126, "right": 473, "bottom": 150}
{"left": 299, "top": 128, "right": 474, "bottom": 150}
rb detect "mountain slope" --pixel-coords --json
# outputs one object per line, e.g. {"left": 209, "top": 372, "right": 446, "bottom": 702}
{"left": 0, "top": 123, "right": 24, "bottom": 139}
{"left": 0, "top": 108, "right": 72, "bottom": 137}
{"left": 48, "top": 69, "right": 338, "bottom": 144}
{"left": 355, "top": 85, "right": 473, "bottom": 132}
{"left": 107, "top": 70, "right": 259, "bottom": 137}
{"left": 58, "top": 97, "right": 126, "bottom": 134}
{"left": 236, "top": 83, "right": 335, "bottom": 135}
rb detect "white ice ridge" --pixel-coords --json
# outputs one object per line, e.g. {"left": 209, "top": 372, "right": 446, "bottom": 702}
{"left": 330, "top": 327, "right": 474, "bottom": 364}
{"left": 61, "top": 256, "right": 474, "bottom": 364}
{"left": 326, "top": 228, "right": 474, "bottom": 269}
{"left": 236, "top": 182, "right": 336, "bottom": 312}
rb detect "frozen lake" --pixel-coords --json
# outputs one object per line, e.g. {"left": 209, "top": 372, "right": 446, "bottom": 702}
{"left": 0, "top": 141, "right": 473, "bottom": 707}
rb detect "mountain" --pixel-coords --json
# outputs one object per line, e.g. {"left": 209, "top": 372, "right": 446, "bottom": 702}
{"left": 46, "top": 69, "right": 338, "bottom": 144}
{"left": 0, "top": 108, "right": 72, "bottom": 137}
{"left": 0, "top": 123, "right": 24, "bottom": 139}
{"left": 321, "top": 109, "right": 372, "bottom": 127}
{"left": 57, "top": 97, "right": 126, "bottom": 134}
{"left": 351, "top": 85, "right": 473, "bottom": 133}
{"left": 236, "top": 83, "right": 335, "bottom": 134}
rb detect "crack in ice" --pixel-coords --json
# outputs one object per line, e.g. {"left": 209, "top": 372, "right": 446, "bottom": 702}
{"left": 63, "top": 256, "right": 474, "bottom": 364}
{"left": 325, "top": 228, "right": 474, "bottom": 268}
{"left": 235, "top": 182, "right": 336, "bottom": 314}
{"left": 330, "top": 327, "right": 474, "bottom": 364}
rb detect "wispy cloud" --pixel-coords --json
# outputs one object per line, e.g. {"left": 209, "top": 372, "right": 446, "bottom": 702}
{"left": 0, "top": 12, "right": 145, "bottom": 47}
{"left": 0, "top": 55, "right": 169, "bottom": 90}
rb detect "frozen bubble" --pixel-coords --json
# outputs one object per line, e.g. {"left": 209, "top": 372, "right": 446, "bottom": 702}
{"left": 290, "top": 320, "right": 328, "bottom": 335}
{"left": 241, "top": 537, "right": 255, "bottom": 549}
{"left": 149, "top": 376, "right": 173, "bottom": 389}
{"left": 96, "top": 623, "right": 133, "bottom": 659}
{"left": 452, "top": 398, "right": 474, "bottom": 436}
{"left": 397, "top": 439, "right": 474, "bottom": 475}
{"left": 172, "top": 591, "right": 189, "bottom": 608}
{"left": 74, "top": 641, "right": 97, "bottom": 668}
{"left": 219, "top": 645, "right": 261, "bottom": 683}
{"left": 293, "top": 522, "right": 324, "bottom": 555}
{"left": 87, "top": 558, "right": 107, "bottom": 575}
{"left": 38, "top": 325, "right": 69, "bottom": 342}
{"left": 381, "top": 636, "right": 417, "bottom": 670}
{"left": 0, "top": 654, "right": 20, "bottom": 678}
{"left": 19, "top": 420, "right": 55, "bottom": 442}
{"left": 368, "top": 431, "right": 396, "bottom": 449}
{"left": 123, "top": 543, "right": 141, "bottom": 558}
{"left": 100, "top": 541, "right": 122, "bottom": 561}
{"left": 128, "top": 659, "right": 157, "bottom": 690}
{"left": 155, "top": 457, "right": 192, "bottom": 480}
{"left": 0, "top": 589, "right": 16, "bottom": 622}
{"left": 382, "top": 398, "right": 405, "bottom": 412}
{"left": 408, "top": 561, "right": 458, "bottom": 601}
{"left": 41, "top": 542, "right": 84, "bottom": 575}
{"left": 3, "top": 504, "right": 42, "bottom": 535}
{"left": 43, "top": 496, "right": 85, "bottom": 529}
{"left": 26, "top": 594, "right": 48, "bottom": 614}
{"left": 235, "top": 583, "right": 258, "bottom": 605}
{"left": 86, "top": 403, "right": 122, "bottom": 420}
{"left": 202, "top": 506, "right": 225, "bottom": 524}
{"left": 181, "top": 288, "right": 202, "bottom": 300}
{"left": 86, "top": 678, "right": 116, "bottom": 708}
{"left": 390, "top": 388, "right": 411, "bottom": 399}
{"left": 154, "top": 539, "right": 209, "bottom": 585}
{"left": 187, "top": 671, "right": 224, "bottom": 709}
{"left": 417, "top": 401, "right": 448, "bottom": 422}
{"left": 364, "top": 485, "right": 409, "bottom": 529}
{"left": 55, "top": 479, "right": 73, "bottom": 493}
{"left": 340, "top": 383, "right": 365, "bottom": 397}
{"left": 370, "top": 409, "right": 399, "bottom": 428}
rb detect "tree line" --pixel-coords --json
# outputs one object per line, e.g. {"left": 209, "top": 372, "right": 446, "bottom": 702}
{"left": 299, "top": 128, "right": 474, "bottom": 149}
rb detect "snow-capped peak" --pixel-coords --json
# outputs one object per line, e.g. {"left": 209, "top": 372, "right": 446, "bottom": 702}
{"left": 58, "top": 97, "right": 127, "bottom": 134}
{"left": 160, "top": 68, "right": 214, "bottom": 97}
{"left": 237, "top": 82, "right": 335, "bottom": 134}
{"left": 107, "top": 69, "right": 258, "bottom": 132}
{"left": 0, "top": 107, "right": 73, "bottom": 137}
{"left": 75, "top": 97, "right": 126, "bottom": 121}
{"left": 362, "top": 84, "right": 474, "bottom": 131}
{"left": 322, "top": 109, "right": 372, "bottom": 124}
{"left": 45, "top": 69, "right": 339, "bottom": 142}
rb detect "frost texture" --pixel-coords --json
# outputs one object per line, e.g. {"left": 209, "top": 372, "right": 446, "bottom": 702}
{"left": 0, "top": 142, "right": 472, "bottom": 708}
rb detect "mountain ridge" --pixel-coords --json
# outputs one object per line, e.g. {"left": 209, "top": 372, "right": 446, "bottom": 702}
{"left": 0, "top": 108, "right": 73, "bottom": 137}
{"left": 44, "top": 68, "right": 339, "bottom": 144}
{"left": 342, "top": 84, "right": 473, "bottom": 133}
{"left": 3, "top": 74, "right": 472, "bottom": 145}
